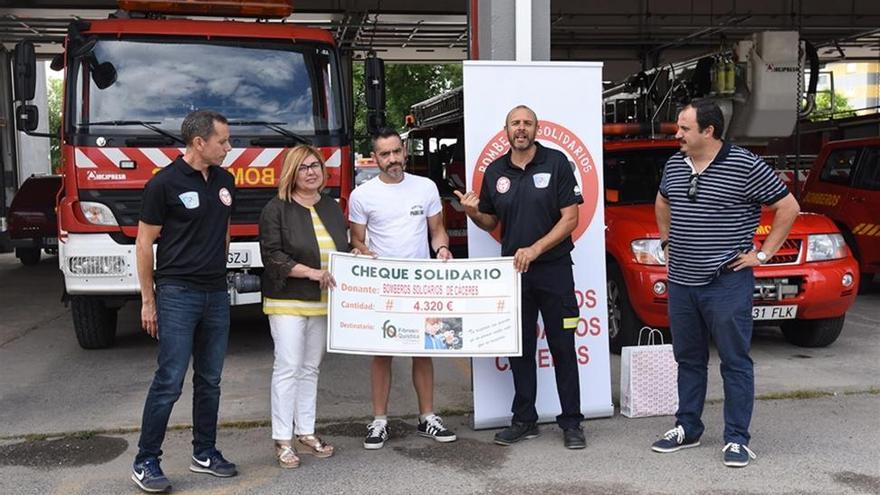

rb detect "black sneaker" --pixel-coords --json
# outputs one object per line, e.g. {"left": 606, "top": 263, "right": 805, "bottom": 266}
{"left": 131, "top": 458, "right": 171, "bottom": 493}
{"left": 417, "top": 414, "right": 457, "bottom": 443}
{"left": 189, "top": 449, "right": 238, "bottom": 477}
{"left": 651, "top": 425, "right": 701, "bottom": 453}
{"left": 364, "top": 419, "right": 389, "bottom": 450}
{"left": 563, "top": 426, "right": 586, "bottom": 449}
{"left": 493, "top": 421, "right": 540, "bottom": 446}
{"left": 722, "top": 442, "right": 756, "bottom": 467}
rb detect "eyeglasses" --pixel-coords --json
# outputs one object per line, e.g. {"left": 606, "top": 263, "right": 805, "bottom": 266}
{"left": 687, "top": 174, "right": 699, "bottom": 201}
{"left": 299, "top": 162, "right": 322, "bottom": 174}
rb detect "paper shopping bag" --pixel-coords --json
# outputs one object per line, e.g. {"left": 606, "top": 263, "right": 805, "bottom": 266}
{"left": 620, "top": 327, "right": 678, "bottom": 418}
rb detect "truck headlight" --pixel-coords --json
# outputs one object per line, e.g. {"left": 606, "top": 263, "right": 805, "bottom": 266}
{"left": 631, "top": 239, "right": 666, "bottom": 265}
{"left": 79, "top": 201, "right": 118, "bottom": 226}
{"left": 805, "top": 233, "right": 847, "bottom": 262}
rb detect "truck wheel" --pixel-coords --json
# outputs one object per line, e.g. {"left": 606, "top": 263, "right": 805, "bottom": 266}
{"left": 606, "top": 263, "right": 644, "bottom": 354}
{"left": 16, "top": 247, "right": 41, "bottom": 266}
{"left": 71, "top": 296, "right": 118, "bottom": 349}
{"left": 781, "top": 315, "right": 845, "bottom": 348}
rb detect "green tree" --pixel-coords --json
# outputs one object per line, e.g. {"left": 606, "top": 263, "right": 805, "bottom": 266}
{"left": 352, "top": 62, "right": 462, "bottom": 155}
{"left": 809, "top": 90, "right": 856, "bottom": 121}
{"left": 47, "top": 77, "right": 63, "bottom": 173}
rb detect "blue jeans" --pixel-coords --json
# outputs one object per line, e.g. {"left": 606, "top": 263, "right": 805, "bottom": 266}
{"left": 668, "top": 268, "right": 754, "bottom": 445}
{"left": 136, "top": 284, "right": 230, "bottom": 463}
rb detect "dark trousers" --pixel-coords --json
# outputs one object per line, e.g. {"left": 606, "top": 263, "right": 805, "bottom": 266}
{"left": 509, "top": 258, "right": 584, "bottom": 429}
{"left": 136, "top": 284, "right": 230, "bottom": 463}
{"left": 668, "top": 268, "right": 755, "bottom": 445}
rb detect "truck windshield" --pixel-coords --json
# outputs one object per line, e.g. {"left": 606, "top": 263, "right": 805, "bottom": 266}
{"left": 69, "top": 38, "right": 343, "bottom": 138}
{"left": 604, "top": 148, "right": 677, "bottom": 204}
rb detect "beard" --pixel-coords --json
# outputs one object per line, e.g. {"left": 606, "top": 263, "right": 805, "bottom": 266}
{"left": 380, "top": 161, "right": 405, "bottom": 179}
{"left": 508, "top": 131, "right": 535, "bottom": 151}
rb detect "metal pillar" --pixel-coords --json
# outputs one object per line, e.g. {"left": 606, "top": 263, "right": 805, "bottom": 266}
{"left": 473, "top": 0, "right": 550, "bottom": 61}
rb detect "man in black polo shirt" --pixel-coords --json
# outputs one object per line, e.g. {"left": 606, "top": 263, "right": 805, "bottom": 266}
{"left": 131, "top": 110, "right": 237, "bottom": 493}
{"left": 456, "top": 105, "right": 586, "bottom": 450}
{"left": 651, "top": 99, "right": 799, "bottom": 468}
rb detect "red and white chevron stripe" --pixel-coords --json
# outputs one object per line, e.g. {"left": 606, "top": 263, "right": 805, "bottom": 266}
{"left": 74, "top": 147, "right": 342, "bottom": 169}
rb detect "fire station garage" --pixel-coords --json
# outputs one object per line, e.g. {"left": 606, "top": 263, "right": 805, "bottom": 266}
{"left": 0, "top": 2, "right": 878, "bottom": 494}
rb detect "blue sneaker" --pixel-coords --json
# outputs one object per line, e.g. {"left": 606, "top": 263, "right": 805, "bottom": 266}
{"left": 131, "top": 458, "right": 171, "bottom": 493}
{"left": 722, "top": 442, "right": 756, "bottom": 467}
{"left": 651, "top": 425, "right": 701, "bottom": 453}
{"left": 190, "top": 449, "right": 238, "bottom": 477}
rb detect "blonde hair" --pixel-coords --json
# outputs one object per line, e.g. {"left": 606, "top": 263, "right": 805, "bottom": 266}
{"left": 277, "top": 145, "right": 327, "bottom": 202}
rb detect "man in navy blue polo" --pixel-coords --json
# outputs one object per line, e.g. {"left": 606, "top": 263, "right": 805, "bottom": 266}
{"left": 456, "top": 105, "right": 586, "bottom": 450}
{"left": 652, "top": 99, "right": 800, "bottom": 467}
{"left": 131, "top": 110, "right": 237, "bottom": 492}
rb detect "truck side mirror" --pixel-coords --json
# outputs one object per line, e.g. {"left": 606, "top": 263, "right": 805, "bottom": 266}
{"left": 92, "top": 61, "right": 117, "bottom": 89}
{"left": 364, "top": 56, "right": 386, "bottom": 133}
{"left": 13, "top": 41, "right": 37, "bottom": 102}
{"left": 16, "top": 104, "right": 39, "bottom": 132}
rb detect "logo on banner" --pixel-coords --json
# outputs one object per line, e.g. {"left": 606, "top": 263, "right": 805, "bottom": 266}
{"left": 496, "top": 176, "right": 511, "bottom": 193}
{"left": 474, "top": 120, "right": 599, "bottom": 242}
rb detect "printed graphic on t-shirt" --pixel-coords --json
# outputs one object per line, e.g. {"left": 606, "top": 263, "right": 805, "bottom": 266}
{"left": 496, "top": 176, "right": 511, "bottom": 193}
{"left": 178, "top": 191, "right": 200, "bottom": 209}
{"left": 410, "top": 205, "right": 425, "bottom": 216}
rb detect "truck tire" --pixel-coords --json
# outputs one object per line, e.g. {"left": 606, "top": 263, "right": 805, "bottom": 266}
{"left": 606, "top": 263, "right": 645, "bottom": 354}
{"left": 16, "top": 247, "right": 41, "bottom": 266}
{"left": 781, "top": 315, "right": 845, "bottom": 348}
{"left": 71, "top": 296, "right": 118, "bottom": 349}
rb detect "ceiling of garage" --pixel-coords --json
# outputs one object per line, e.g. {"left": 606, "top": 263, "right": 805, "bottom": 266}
{"left": 2, "top": 0, "right": 879, "bottom": 80}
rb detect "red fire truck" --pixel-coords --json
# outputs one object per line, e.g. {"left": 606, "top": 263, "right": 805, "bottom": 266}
{"left": 12, "top": 0, "right": 351, "bottom": 348}
{"left": 800, "top": 137, "right": 880, "bottom": 292}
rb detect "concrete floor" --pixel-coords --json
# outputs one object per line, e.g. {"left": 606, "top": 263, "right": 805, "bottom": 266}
{"left": 1, "top": 252, "right": 878, "bottom": 494}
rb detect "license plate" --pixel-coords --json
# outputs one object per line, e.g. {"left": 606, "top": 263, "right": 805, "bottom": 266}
{"left": 227, "top": 248, "right": 252, "bottom": 267}
{"left": 752, "top": 305, "right": 797, "bottom": 320}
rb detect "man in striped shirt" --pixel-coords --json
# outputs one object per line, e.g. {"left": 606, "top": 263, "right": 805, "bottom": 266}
{"left": 651, "top": 99, "right": 800, "bottom": 467}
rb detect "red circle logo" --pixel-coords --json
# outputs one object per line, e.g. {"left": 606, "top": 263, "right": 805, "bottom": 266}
{"left": 473, "top": 120, "right": 599, "bottom": 242}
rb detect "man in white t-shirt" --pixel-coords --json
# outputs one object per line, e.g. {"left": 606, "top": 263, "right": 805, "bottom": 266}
{"left": 349, "top": 128, "right": 457, "bottom": 449}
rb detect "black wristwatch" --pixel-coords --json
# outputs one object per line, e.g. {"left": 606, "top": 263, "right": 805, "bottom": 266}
{"left": 435, "top": 245, "right": 449, "bottom": 255}
{"left": 660, "top": 239, "right": 669, "bottom": 249}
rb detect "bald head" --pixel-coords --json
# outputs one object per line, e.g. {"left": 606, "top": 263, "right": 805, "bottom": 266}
{"left": 505, "top": 105, "right": 538, "bottom": 128}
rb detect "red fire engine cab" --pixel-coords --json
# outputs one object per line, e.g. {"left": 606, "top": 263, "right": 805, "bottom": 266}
{"left": 12, "top": 0, "right": 352, "bottom": 348}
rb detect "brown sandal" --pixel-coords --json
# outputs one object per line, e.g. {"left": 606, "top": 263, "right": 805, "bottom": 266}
{"left": 295, "top": 434, "right": 335, "bottom": 458}
{"left": 275, "top": 443, "right": 301, "bottom": 469}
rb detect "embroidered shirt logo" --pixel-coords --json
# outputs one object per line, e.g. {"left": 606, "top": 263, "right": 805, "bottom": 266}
{"left": 410, "top": 205, "right": 425, "bottom": 216}
{"left": 218, "top": 187, "right": 232, "bottom": 206}
{"left": 496, "top": 176, "right": 511, "bottom": 193}
{"left": 178, "top": 191, "right": 200, "bottom": 209}
{"left": 532, "top": 173, "right": 551, "bottom": 189}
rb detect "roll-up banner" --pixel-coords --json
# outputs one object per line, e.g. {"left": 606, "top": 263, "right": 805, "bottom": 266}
{"left": 464, "top": 61, "right": 614, "bottom": 429}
